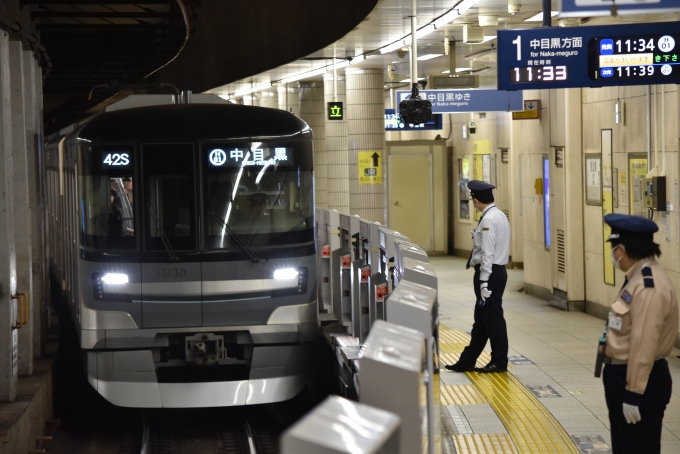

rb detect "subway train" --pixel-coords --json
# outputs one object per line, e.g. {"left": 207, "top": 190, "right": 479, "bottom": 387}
{"left": 44, "top": 95, "right": 318, "bottom": 407}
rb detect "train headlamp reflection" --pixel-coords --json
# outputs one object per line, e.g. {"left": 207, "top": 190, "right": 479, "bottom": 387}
{"left": 101, "top": 273, "right": 129, "bottom": 285}
{"left": 273, "top": 268, "right": 298, "bottom": 280}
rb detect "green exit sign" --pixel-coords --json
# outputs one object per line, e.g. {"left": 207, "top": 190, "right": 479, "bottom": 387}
{"left": 327, "top": 102, "right": 343, "bottom": 120}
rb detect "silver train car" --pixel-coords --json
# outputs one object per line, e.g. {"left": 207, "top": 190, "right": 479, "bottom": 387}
{"left": 44, "top": 97, "right": 317, "bottom": 407}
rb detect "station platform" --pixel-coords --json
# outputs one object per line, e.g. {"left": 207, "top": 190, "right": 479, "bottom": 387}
{"left": 433, "top": 256, "right": 680, "bottom": 454}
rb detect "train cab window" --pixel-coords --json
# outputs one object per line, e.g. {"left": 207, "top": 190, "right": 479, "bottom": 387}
{"left": 79, "top": 145, "right": 136, "bottom": 249}
{"left": 203, "top": 142, "right": 314, "bottom": 250}
{"left": 142, "top": 144, "right": 197, "bottom": 251}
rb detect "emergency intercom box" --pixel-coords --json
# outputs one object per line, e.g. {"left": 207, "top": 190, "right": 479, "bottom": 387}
{"left": 643, "top": 176, "right": 666, "bottom": 211}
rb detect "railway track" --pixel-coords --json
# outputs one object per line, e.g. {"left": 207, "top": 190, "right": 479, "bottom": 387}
{"left": 135, "top": 409, "right": 280, "bottom": 454}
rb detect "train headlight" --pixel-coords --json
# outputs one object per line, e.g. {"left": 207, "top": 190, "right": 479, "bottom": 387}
{"left": 273, "top": 268, "right": 299, "bottom": 280}
{"left": 101, "top": 273, "right": 129, "bottom": 285}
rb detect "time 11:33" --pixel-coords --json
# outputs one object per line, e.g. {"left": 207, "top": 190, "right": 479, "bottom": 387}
{"left": 510, "top": 65, "right": 568, "bottom": 83}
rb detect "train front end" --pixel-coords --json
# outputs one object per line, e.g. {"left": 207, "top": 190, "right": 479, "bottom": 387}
{"left": 75, "top": 104, "right": 317, "bottom": 407}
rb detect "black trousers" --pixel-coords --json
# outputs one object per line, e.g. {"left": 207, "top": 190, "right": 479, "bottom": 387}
{"left": 458, "top": 264, "right": 509, "bottom": 367}
{"left": 603, "top": 359, "right": 672, "bottom": 454}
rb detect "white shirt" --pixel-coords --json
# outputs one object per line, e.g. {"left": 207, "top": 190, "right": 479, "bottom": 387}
{"left": 469, "top": 204, "right": 510, "bottom": 281}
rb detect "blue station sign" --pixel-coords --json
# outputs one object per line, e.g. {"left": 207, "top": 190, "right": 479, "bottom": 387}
{"left": 560, "top": 0, "right": 680, "bottom": 18}
{"left": 396, "top": 89, "right": 523, "bottom": 113}
{"left": 498, "top": 22, "right": 680, "bottom": 90}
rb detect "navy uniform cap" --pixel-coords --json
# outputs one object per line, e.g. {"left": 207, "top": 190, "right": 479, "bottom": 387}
{"left": 468, "top": 180, "right": 495, "bottom": 195}
{"left": 604, "top": 213, "right": 658, "bottom": 242}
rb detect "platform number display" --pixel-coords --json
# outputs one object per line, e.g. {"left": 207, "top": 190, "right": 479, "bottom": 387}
{"left": 102, "top": 152, "right": 130, "bottom": 167}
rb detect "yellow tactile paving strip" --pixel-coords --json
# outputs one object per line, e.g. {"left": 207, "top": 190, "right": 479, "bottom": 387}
{"left": 454, "top": 434, "right": 519, "bottom": 454}
{"left": 439, "top": 326, "right": 579, "bottom": 454}
{"left": 441, "top": 384, "right": 488, "bottom": 405}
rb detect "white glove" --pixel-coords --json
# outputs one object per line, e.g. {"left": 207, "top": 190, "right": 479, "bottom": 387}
{"left": 623, "top": 403, "right": 641, "bottom": 424}
{"left": 480, "top": 281, "right": 492, "bottom": 300}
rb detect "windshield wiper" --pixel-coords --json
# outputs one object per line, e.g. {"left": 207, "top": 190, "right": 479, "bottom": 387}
{"left": 147, "top": 203, "right": 179, "bottom": 262}
{"left": 211, "top": 212, "right": 265, "bottom": 263}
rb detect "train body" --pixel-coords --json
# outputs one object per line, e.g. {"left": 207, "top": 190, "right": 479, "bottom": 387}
{"left": 44, "top": 96, "right": 317, "bottom": 407}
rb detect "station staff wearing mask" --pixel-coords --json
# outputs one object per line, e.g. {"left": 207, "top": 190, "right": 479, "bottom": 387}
{"left": 598, "top": 213, "right": 678, "bottom": 454}
{"left": 446, "top": 180, "right": 510, "bottom": 373}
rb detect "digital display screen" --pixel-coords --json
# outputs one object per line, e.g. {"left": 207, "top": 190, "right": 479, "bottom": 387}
{"left": 384, "top": 109, "right": 442, "bottom": 130}
{"left": 206, "top": 145, "right": 293, "bottom": 168}
{"left": 101, "top": 151, "right": 131, "bottom": 168}
{"left": 509, "top": 65, "right": 568, "bottom": 83}
{"left": 588, "top": 33, "right": 680, "bottom": 81}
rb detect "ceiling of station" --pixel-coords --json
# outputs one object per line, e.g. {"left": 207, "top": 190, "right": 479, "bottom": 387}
{"left": 206, "top": 0, "right": 677, "bottom": 98}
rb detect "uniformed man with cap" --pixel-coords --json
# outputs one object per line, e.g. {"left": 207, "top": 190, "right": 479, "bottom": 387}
{"left": 446, "top": 180, "right": 511, "bottom": 373}
{"left": 597, "top": 213, "right": 678, "bottom": 454}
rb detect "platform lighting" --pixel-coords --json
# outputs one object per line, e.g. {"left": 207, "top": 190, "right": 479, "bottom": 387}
{"left": 379, "top": 0, "right": 481, "bottom": 55}
{"left": 234, "top": 83, "right": 273, "bottom": 98}
{"left": 280, "top": 66, "right": 329, "bottom": 84}
{"left": 101, "top": 273, "right": 129, "bottom": 285}
{"left": 399, "top": 77, "right": 425, "bottom": 83}
{"left": 524, "top": 11, "right": 559, "bottom": 22}
{"left": 417, "top": 53, "right": 443, "bottom": 61}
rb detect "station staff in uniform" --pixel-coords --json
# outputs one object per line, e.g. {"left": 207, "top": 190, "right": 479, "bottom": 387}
{"left": 599, "top": 214, "right": 678, "bottom": 454}
{"left": 446, "top": 180, "right": 511, "bottom": 373}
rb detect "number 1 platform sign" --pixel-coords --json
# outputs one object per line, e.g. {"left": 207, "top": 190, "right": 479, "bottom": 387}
{"left": 498, "top": 21, "right": 680, "bottom": 90}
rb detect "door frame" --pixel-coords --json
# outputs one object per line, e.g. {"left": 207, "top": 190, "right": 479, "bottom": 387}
{"left": 387, "top": 153, "right": 434, "bottom": 251}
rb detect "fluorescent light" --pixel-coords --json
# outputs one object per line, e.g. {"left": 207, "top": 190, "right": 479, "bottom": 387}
{"left": 417, "top": 53, "right": 443, "bottom": 61}
{"left": 524, "top": 11, "right": 559, "bottom": 22}
{"left": 218, "top": 95, "right": 230, "bottom": 101}
{"left": 416, "top": 24, "right": 436, "bottom": 39}
{"left": 442, "top": 68, "right": 473, "bottom": 74}
{"left": 481, "top": 36, "right": 496, "bottom": 43}
{"left": 273, "top": 268, "right": 299, "bottom": 280}
{"left": 280, "top": 66, "right": 328, "bottom": 84}
{"left": 101, "top": 273, "right": 128, "bottom": 285}
{"left": 433, "top": 10, "right": 460, "bottom": 29}
{"left": 399, "top": 78, "right": 425, "bottom": 83}
{"left": 456, "top": 0, "right": 482, "bottom": 15}
{"left": 380, "top": 39, "right": 408, "bottom": 54}
{"left": 234, "top": 82, "right": 272, "bottom": 97}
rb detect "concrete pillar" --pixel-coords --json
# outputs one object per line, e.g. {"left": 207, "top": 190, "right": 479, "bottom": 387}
{"left": 323, "top": 74, "right": 349, "bottom": 213}
{"left": 24, "top": 50, "right": 43, "bottom": 358}
{"left": 259, "top": 91, "right": 278, "bottom": 109}
{"left": 0, "top": 29, "right": 18, "bottom": 402}
{"left": 277, "top": 84, "right": 299, "bottom": 116}
{"left": 346, "top": 68, "right": 386, "bottom": 223}
{"left": 565, "top": 88, "right": 585, "bottom": 302}
{"left": 299, "top": 81, "right": 326, "bottom": 208}
{"left": 9, "top": 39, "right": 33, "bottom": 375}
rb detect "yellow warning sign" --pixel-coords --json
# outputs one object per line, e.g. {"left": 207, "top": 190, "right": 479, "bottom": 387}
{"left": 512, "top": 99, "right": 540, "bottom": 120}
{"left": 358, "top": 150, "right": 383, "bottom": 185}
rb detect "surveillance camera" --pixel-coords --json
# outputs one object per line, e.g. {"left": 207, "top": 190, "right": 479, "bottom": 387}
{"left": 397, "top": 49, "right": 406, "bottom": 58}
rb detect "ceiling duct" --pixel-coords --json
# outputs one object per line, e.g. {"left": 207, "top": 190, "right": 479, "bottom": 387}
{"left": 463, "top": 25, "right": 484, "bottom": 44}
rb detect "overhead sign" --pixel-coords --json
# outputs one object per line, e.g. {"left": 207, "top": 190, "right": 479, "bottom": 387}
{"left": 327, "top": 102, "right": 344, "bottom": 120}
{"left": 384, "top": 109, "right": 442, "bottom": 130}
{"left": 396, "top": 89, "right": 523, "bottom": 113}
{"left": 498, "top": 22, "right": 680, "bottom": 90}
{"left": 513, "top": 100, "right": 541, "bottom": 120}
{"left": 560, "top": 0, "right": 680, "bottom": 17}
{"left": 358, "top": 150, "right": 382, "bottom": 185}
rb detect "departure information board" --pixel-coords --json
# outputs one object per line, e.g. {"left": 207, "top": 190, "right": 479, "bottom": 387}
{"left": 498, "top": 22, "right": 680, "bottom": 90}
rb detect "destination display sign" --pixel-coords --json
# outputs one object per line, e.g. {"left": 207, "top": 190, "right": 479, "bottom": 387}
{"left": 396, "top": 89, "right": 523, "bottom": 113}
{"left": 498, "top": 22, "right": 680, "bottom": 90}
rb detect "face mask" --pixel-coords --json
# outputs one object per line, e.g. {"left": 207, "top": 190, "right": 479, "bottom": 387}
{"left": 611, "top": 245, "right": 623, "bottom": 270}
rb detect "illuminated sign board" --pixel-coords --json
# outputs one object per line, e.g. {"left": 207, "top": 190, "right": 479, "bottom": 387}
{"left": 396, "top": 89, "right": 523, "bottom": 113}
{"left": 384, "top": 109, "right": 442, "bottom": 130}
{"left": 206, "top": 146, "right": 292, "bottom": 167}
{"left": 560, "top": 0, "right": 680, "bottom": 18}
{"left": 498, "top": 22, "right": 680, "bottom": 90}
{"left": 102, "top": 151, "right": 131, "bottom": 168}
{"left": 327, "top": 102, "right": 344, "bottom": 120}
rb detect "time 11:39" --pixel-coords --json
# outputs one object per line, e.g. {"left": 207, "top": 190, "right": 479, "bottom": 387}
{"left": 511, "top": 65, "right": 568, "bottom": 83}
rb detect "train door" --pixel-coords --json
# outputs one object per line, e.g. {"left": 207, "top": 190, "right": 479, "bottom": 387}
{"left": 140, "top": 143, "right": 202, "bottom": 328}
